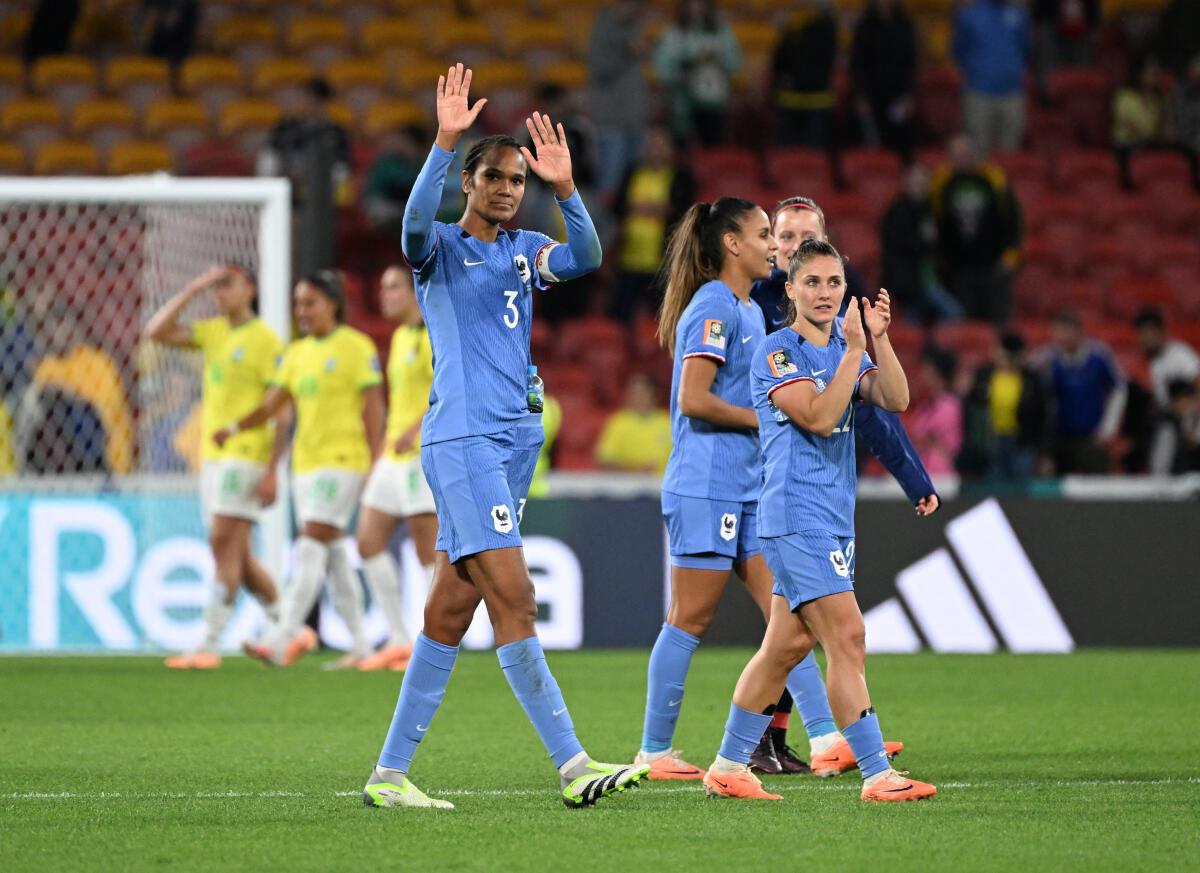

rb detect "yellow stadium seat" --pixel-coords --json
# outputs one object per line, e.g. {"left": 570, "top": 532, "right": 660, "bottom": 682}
{"left": 472, "top": 62, "right": 531, "bottom": 93}
{"left": 0, "top": 55, "right": 21, "bottom": 102}
{"left": 2, "top": 98, "right": 62, "bottom": 154}
{"left": 326, "top": 57, "right": 388, "bottom": 113}
{"left": 364, "top": 100, "right": 427, "bottom": 137}
{"left": 503, "top": 19, "right": 568, "bottom": 55}
{"left": 732, "top": 21, "right": 779, "bottom": 55}
{"left": 395, "top": 58, "right": 454, "bottom": 97}
{"left": 317, "top": 0, "right": 389, "bottom": 29}
{"left": 219, "top": 98, "right": 282, "bottom": 155}
{"left": 34, "top": 140, "right": 100, "bottom": 175}
{"left": 540, "top": 61, "right": 588, "bottom": 90}
{"left": 31, "top": 55, "right": 99, "bottom": 113}
{"left": 104, "top": 55, "right": 171, "bottom": 114}
{"left": 359, "top": 17, "right": 423, "bottom": 54}
{"left": 0, "top": 140, "right": 23, "bottom": 173}
{"left": 286, "top": 15, "right": 350, "bottom": 68}
{"left": 71, "top": 98, "right": 136, "bottom": 156}
{"left": 107, "top": 140, "right": 174, "bottom": 175}
{"left": 325, "top": 100, "right": 356, "bottom": 131}
{"left": 432, "top": 18, "right": 492, "bottom": 54}
{"left": 181, "top": 55, "right": 246, "bottom": 119}
{"left": 144, "top": 98, "right": 210, "bottom": 136}
{"left": 215, "top": 15, "right": 279, "bottom": 69}
{"left": 0, "top": 11, "right": 29, "bottom": 50}
{"left": 252, "top": 57, "right": 315, "bottom": 113}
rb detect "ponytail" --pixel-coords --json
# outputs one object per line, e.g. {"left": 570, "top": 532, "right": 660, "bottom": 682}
{"left": 655, "top": 197, "right": 760, "bottom": 354}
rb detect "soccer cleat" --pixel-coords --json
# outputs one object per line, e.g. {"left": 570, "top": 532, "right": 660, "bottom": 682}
{"left": 811, "top": 738, "right": 904, "bottom": 778}
{"left": 702, "top": 763, "right": 783, "bottom": 800}
{"left": 860, "top": 769, "right": 936, "bottom": 802}
{"left": 362, "top": 767, "right": 454, "bottom": 810}
{"left": 242, "top": 640, "right": 282, "bottom": 667}
{"left": 283, "top": 626, "right": 319, "bottom": 666}
{"left": 164, "top": 651, "right": 221, "bottom": 670}
{"left": 323, "top": 653, "right": 366, "bottom": 671}
{"left": 769, "top": 727, "right": 811, "bottom": 775}
{"left": 358, "top": 643, "right": 413, "bottom": 672}
{"left": 633, "top": 749, "right": 706, "bottom": 781}
{"left": 748, "top": 732, "right": 782, "bottom": 775}
{"left": 560, "top": 760, "right": 650, "bottom": 808}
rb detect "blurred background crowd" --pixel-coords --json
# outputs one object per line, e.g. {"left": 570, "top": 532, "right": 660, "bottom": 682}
{"left": 0, "top": 0, "right": 1198, "bottom": 483}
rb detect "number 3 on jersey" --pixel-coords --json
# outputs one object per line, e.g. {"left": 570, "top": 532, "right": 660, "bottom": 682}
{"left": 503, "top": 289, "right": 519, "bottom": 329}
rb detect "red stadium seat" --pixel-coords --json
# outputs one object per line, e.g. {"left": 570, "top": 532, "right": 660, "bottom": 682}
{"left": 1038, "top": 224, "right": 1091, "bottom": 276}
{"left": 1013, "top": 318, "right": 1054, "bottom": 348}
{"left": 1025, "top": 192, "right": 1090, "bottom": 235}
{"left": 765, "top": 147, "right": 829, "bottom": 190}
{"left": 932, "top": 321, "right": 999, "bottom": 356}
{"left": 839, "top": 148, "right": 902, "bottom": 203}
{"left": 992, "top": 151, "right": 1051, "bottom": 188}
{"left": 1054, "top": 149, "right": 1119, "bottom": 192}
{"left": 1046, "top": 67, "right": 1113, "bottom": 147}
{"left": 821, "top": 191, "right": 876, "bottom": 224}
{"left": 916, "top": 65, "right": 961, "bottom": 140}
{"left": 692, "top": 146, "right": 760, "bottom": 184}
{"left": 1127, "top": 151, "right": 1195, "bottom": 191}
{"left": 829, "top": 218, "right": 880, "bottom": 285}
{"left": 1104, "top": 276, "right": 1175, "bottom": 320}
{"left": 553, "top": 316, "right": 629, "bottom": 363}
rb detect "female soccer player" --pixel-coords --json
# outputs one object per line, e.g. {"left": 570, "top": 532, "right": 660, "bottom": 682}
{"left": 215, "top": 272, "right": 385, "bottom": 670}
{"left": 703, "top": 238, "right": 936, "bottom": 802}
{"left": 361, "top": 64, "right": 647, "bottom": 810}
{"left": 144, "top": 265, "right": 286, "bottom": 670}
{"left": 355, "top": 266, "right": 437, "bottom": 672}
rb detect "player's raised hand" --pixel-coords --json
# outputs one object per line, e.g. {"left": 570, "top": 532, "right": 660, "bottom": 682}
{"left": 520, "top": 112, "right": 575, "bottom": 199}
{"left": 862, "top": 289, "right": 892, "bottom": 338}
{"left": 435, "top": 63, "right": 486, "bottom": 150}
{"left": 843, "top": 297, "right": 867, "bottom": 352}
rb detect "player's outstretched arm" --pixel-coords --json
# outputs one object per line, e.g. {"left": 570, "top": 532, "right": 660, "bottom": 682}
{"left": 402, "top": 63, "right": 486, "bottom": 268}
{"left": 521, "top": 112, "right": 602, "bottom": 279}
{"left": 213, "top": 386, "right": 290, "bottom": 448}
{"left": 143, "top": 265, "right": 226, "bottom": 347}
{"left": 855, "top": 405, "right": 937, "bottom": 510}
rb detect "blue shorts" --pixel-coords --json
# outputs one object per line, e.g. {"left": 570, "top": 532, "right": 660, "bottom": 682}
{"left": 761, "top": 531, "right": 856, "bottom": 610}
{"left": 421, "top": 420, "right": 544, "bottom": 563}
{"left": 662, "top": 491, "right": 761, "bottom": 571}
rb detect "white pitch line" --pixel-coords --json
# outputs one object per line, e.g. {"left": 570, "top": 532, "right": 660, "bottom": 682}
{"left": 2, "top": 777, "right": 1196, "bottom": 801}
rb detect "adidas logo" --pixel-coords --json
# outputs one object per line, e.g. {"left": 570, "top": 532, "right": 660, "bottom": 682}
{"left": 865, "top": 499, "right": 1074, "bottom": 654}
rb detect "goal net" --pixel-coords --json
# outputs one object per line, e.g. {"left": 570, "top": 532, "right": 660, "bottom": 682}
{"left": 0, "top": 177, "right": 291, "bottom": 653}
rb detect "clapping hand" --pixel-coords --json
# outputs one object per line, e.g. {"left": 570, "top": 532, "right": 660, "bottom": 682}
{"left": 843, "top": 296, "right": 867, "bottom": 352}
{"left": 520, "top": 111, "right": 575, "bottom": 200}
{"left": 862, "top": 289, "right": 892, "bottom": 339}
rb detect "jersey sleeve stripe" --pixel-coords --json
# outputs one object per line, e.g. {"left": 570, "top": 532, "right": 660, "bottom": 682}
{"left": 766, "top": 376, "right": 814, "bottom": 399}
{"left": 682, "top": 351, "right": 726, "bottom": 364}
{"left": 855, "top": 365, "right": 879, "bottom": 385}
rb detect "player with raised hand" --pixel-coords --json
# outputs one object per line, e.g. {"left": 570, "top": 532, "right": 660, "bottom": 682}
{"left": 215, "top": 272, "right": 385, "bottom": 670}
{"left": 144, "top": 265, "right": 286, "bottom": 670}
{"left": 361, "top": 64, "right": 647, "bottom": 811}
{"left": 355, "top": 266, "right": 437, "bottom": 672}
{"left": 702, "top": 238, "right": 935, "bottom": 802}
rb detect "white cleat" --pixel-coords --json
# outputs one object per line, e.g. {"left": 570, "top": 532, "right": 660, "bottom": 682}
{"left": 362, "top": 767, "right": 454, "bottom": 809}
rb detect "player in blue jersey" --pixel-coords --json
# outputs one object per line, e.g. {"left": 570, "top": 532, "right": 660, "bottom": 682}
{"left": 746, "top": 195, "right": 935, "bottom": 775}
{"left": 702, "top": 238, "right": 936, "bottom": 802}
{"left": 362, "top": 64, "right": 648, "bottom": 810}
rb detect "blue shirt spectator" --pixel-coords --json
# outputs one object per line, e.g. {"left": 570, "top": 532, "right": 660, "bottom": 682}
{"left": 953, "top": 0, "right": 1032, "bottom": 96}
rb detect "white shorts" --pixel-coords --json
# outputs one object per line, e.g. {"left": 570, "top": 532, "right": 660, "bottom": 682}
{"left": 361, "top": 456, "right": 438, "bottom": 518}
{"left": 293, "top": 468, "right": 365, "bottom": 530}
{"left": 201, "top": 460, "right": 266, "bottom": 524}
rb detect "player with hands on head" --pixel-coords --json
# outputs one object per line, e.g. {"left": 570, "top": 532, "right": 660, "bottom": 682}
{"left": 144, "top": 264, "right": 286, "bottom": 670}
{"left": 214, "top": 271, "right": 386, "bottom": 671}
{"left": 362, "top": 64, "right": 647, "bottom": 811}
{"left": 703, "top": 238, "right": 936, "bottom": 803}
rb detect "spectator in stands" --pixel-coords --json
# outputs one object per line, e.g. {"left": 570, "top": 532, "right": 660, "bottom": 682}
{"left": 1032, "top": 0, "right": 1098, "bottom": 102}
{"left": 850, "top": 0, "right": 918, "bottom": 160}
{"left": 137, "top": 0, "right": 198, "bottom": 70}
{"left": 772, "top": 0, "right": 838, "bottom": 149}
{"left": 1111, "top": 57, "right": 1198, "bottom": 190}
{"left": 953, "top": 0, "right": 1032, "bottom": 153}
{"left": 595, "top": 373, "right": 673, "bottom": 473}
{"left": 610, "top": 127, "right": 695, "bottom": 322}
{"left": 362, "top": 124, "right": 426, "bottom": 238}
{"left": 930, "top": 134, "right": 1023, "bottom": 323}
{"left": 1154, "top": 0, "right": 1200, "bottom": 80}
{"left": 588, "top": 0, "right": 651, "bottom": 203}
{"left": 22, "top": 0, "right": 81, "bottom": 64}
{"left": 1173, "top": 54, "right": 1200, "bottom": 164}
{"left": 1040, "top": 308, "right": 1126, "bottom": 475}
{"left": 961, "top": 330, "right": 1049, "bottom": 480}
{"left": 1150, "top": 379, "right": 1200, "bottom": 474}
{"left": 908, "top": 347, "right": 962, "bottom": 477}
{"left": 258, "top": 78, "right": 353, "bottom": 209}
{"left": 1134, "top": 307, "right": 1200, "bottom": 408}
{"left": 654, "top": 0, "right": 742, "bottom": 147}
{"left": 881, "top": 163, "right": 963, "bottom": 324}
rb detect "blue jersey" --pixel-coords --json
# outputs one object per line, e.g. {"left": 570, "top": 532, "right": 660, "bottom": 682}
{"left": 752, "top": 324, "right": 877, "bottom": 537}
{"left": 662, "top": 280, "right": 767, "bottom": 502}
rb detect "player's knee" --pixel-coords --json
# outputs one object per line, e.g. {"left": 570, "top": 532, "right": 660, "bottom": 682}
{"left": 424, "top": 598, "right": 474, "bottom": 644}
{"left": 829, "top": 624, "right": 866, "bottom": 661}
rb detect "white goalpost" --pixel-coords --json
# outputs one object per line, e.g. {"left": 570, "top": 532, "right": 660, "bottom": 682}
{"left": 0, "top": 175, "right": 291, "bottom": 653}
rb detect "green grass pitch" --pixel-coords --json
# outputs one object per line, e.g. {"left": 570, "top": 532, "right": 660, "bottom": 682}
{"left": 2, "top": 649, "right": 1198, "bottom": 872}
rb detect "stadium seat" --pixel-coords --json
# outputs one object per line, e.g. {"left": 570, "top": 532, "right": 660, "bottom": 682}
{"left": 502, "top": 20, "right": 570, "bottom": 68}
{"left": 1038, "top": 223, "right": 1091, "bottom": 276}
{"left": 252, "top": 57, "right": 315, "bottom": 114}
{"left": 932, "top": 321, "right": 999, "bottom": 370}
{"left": 1, "top": 98, "right": 63, "bottom": 155}
{"left": 326, "top": 58, "right": 388, "bottom": 116}
{"left": 31, "top": 55, "right": 98, "bottom": 114}
{"left": 1104, "top": 276, "right": 1175, "bottom": 320}
{"left": 1014, "top": 261, "right": 1060, "bottom": 317}
{"left": 553, "top": 317, "right": 629, "bottom": 363}
{"left": 318, "top": 0, "right": 389, "bottom": 29}
{"left": 992, "top": 151, "right": 1051, "bottom": 189}
{"left": 396, "top": 58, "right": 459, "bottom": 106}
{"left": 33, "top": 139, "right": 100, "bottom": 175}
{"left": 218, "top": 99, "right": 283, "bottom": 155}
{"left": 71, "top": 99, "right": 136, "bottom": 157}
{"left": 104, "top": 56, "right": 171, "bottom": 116}
{"left": 107, "top": 140, "right": 173, "bottom": 175}
{"left": 1160, "top": 264, "right": 1200, "bottom": 318}
{"left": 470, "top": 62, "right": 534, "bottom": 128}
{"left": 358, "top": 17, "right": 424, "bottom": 56}
{"left": 554, "top": 393, "right": 607, "bottom": 470}
{"left": 540, "top": 61, "right": 588, "bottom": 91}
{"left": 0, "top": 55, "right": 21, "bottom": 106}
{"left": 1025, "top": 192, "right": 1090, "bottom": 235}
{"left": 831, "top": 218, "right": 880, "bottom": 285}
{"left": 363, "top": 100, "right": 427, "bottom": 137}
{"left": 821, "top": 191, "right": 876, "bottom": 224}
{"left": 732, "top": 20, "right": 779, "bottom": 56}
{"left": 1126, "top": 151, "right": 1194, "bottom": 192}
{"left": 692, "top": 146, "right": 759, "bottom": 184}
{"left": 180, "top": 56, "right": 246, "bottom": 119}
{"left": 432, "top": 18, "right": 494, "bottom": 63}
{"left": 180, "top": 139, "right": 252, "bottom": 176}
{"left": 0, "top": 140, "right": 24, "bottom": 173}
{"left": 214, "top": 15, "right": 279, "bottom": 70}
{"left": 916, "top": 65, "right": 962, "bottom": 140}
{"left": 143, "top": 98, "right": 211, "bottom": 159}
{"left": 765, "top": 147, "right": 829, "bottom": 189}
{"left": 1045, "top": 68, "right": 1112, "bottom": 148}
{"left": 839, "top": 148, "right": 902, "bottom": 198}
{"left": 286, "top": 15, "right": 351, "bottom": 69}
{"left": 1053, "top": 149, "right": 1118, "bottom": 192}
{"left": 1013, "top": 318, "right": 1054, "bottom": 348}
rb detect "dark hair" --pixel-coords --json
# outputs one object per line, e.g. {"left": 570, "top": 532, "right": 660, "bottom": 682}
{"left": 772, "top": 195, "right": 828, "bottom": 236}
{"left": 924, "top": 345, "right": 958, "bottom": 384}
{"left": 655, "top": 197, "right": 762, "bottom": 353}
{"left": 308, "top": 77, "right": 333, "bottom": 102}
{"left": 1053, "top": 307, "right": 1082, "bottom": 328}
{"left": 1133, "top": 306, "right": 1165, "bottom": 331}
{"left": 299, "top": 270, "right": 346, "bottom": 323}
{"left": 782, "top": 238, "right": 843, "bottom": 324}
{"left": 1167, "top": 378, "right": 1196, "bottom": 401}
{"left": 463, "top": 134, "right": 526, "bottom": 177}
{"left": 226, "top": 262, "right": 259, "bottom": 313}
{"left": 999, "top": 330, "right": 1026, "bottom": 355}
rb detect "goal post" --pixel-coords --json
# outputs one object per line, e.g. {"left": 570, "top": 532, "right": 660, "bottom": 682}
{"left": 0, "top": 175, "right": 291, "bottom": 653}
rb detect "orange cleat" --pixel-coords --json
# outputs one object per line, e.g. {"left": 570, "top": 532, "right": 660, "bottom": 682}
{"left": 164, "top": 652, "right": 222, "bottom": 670}
{"left": 242, "top": 640, "right": 278, "bottom": 666}
{"left": 633, "top": 749, "right": 707, "bottom": 781}
{"left": 282, "top": 626, "right": 319, "bottom": 666}
{"left": 358, "top": 643, "right": 413, "bottom": 672}
{"left": 860, "top": 769, "right": 936, "bottom": 802}
{"left": 702, "top": 764, "right": 783, "bottom": 800}
{"left": 811, "top": 738, "right": 904, "bottom": 778}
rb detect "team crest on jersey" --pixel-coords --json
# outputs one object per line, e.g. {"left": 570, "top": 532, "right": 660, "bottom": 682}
{"left": 324, "top": 357, "right": 337, "bottom": 373}
{"left": 514, "top": 253, "right": 531, "bottom": 287}
{"left": 768, "top": 349, "right": 798, "bottom": 377}
{"left": 491, "top": 504, "right": 514, "bottom": 533}
{"left": 231, "top": 346, "right": 244, "bottom": 362}
{"left": 719, "top": 512, "right": 738, "bottom": 541}
{"left": 703, "top": 319, "right": 727, "bottom": 350}
{"left": 829, "top": 549, "right": 850, "bottom": 578}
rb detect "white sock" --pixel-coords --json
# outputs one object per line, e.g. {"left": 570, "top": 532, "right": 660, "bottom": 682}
{"left": 269, "top": 536, "right": 328, "bottom": 650}
{"left": 557, "top": 750, "right": 591, "bottom": 779}
{"left": 328, "top": 542, "right": 370, "bottom": 657}
{"left": 863, "top": 768, "right": 894, "bottom": 786}
{"left": 640, "top": 748, "right": 672, "bottom": 762}
{"left": 810, "top": 732, "right": 844, "bottom": 755}
{"left": 254, "top": 591, "right": 281, "bottom": 629}
{"left": 361, "top": 551, "right": 410, "bottom": 647}
{"left": 200, "top": 586, "right": 235, "bottom": 653}
{"left": 711, "top": 755, "right": 746, "bottom": 774}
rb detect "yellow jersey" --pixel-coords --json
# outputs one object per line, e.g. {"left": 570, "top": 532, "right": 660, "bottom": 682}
{"left": 595, "top": 409, "right": 673, "bottom": 473}
{"left": 192, "top": 317, "right": 284, "bottom": 464}
{"left": 270, "top": 324, "right": 382, "bottom": 473}
{"left": 384, "top": 324, "right": 433, "bottom": 463}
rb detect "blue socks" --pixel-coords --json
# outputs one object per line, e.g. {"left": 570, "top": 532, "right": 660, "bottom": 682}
{"left": 497, "top": 636, "right": 585, "bottom": 768}
{"left": 377, "top": 633, "right": 458, "bottom": 773}
{"left": 842, "top": 710, "right": 890, "bottom": 780}
{"left": 786, "top": 651, "right": 839, "bottom": 740}
{"left": 717, "top": 703, "right": 773, "bottom": 765}
{"left": 641, "top": 623, "right": 701, "bottom": 753}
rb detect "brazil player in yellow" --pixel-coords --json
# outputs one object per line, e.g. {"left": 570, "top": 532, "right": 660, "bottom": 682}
{"left": 144, "top": 265, "right": 287, "bottom": 670}
{"left": 356, "top": 266, "right": 438, "bottom": 672}
{"left": 216, "top": 272, "right": 386, "bottom": 669}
